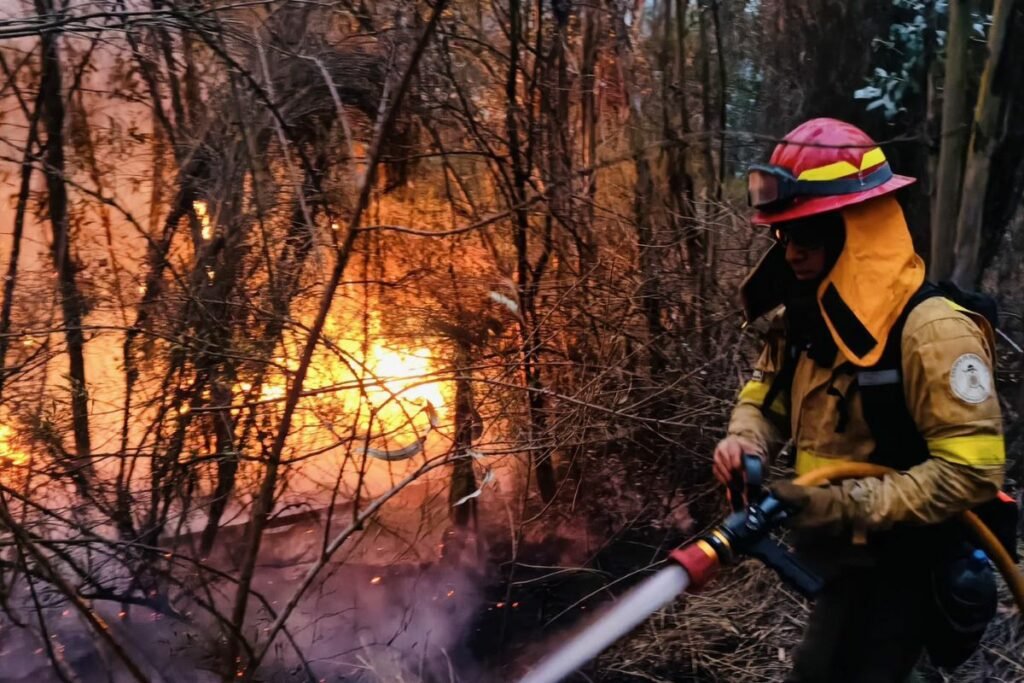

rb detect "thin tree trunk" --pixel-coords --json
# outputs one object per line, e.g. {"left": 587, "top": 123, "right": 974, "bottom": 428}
{"left": 36, "top": 0, "right": 94, "bottom": 485}
{"left": 227, "top": 5, "right": 447, "bottom": 675}
{"left": 581, "top": 4, "right": 600, "bottom": 244}
{"left": 200, "top": 156, "right": 324, "bottom": 556}
{"left": 507, "top": 0, "right": 557, "bottom": 503}
{"left": 0, "top": 74, "right": 44, "bottom": 401}
{"left": 669, "top": 0, "right": 696, "bottom": 219}
{"left": 698, "top": 2, "right": 717, "bottom": 201}
{"left": 930, "top": 0, "right": 971, "bottom": 280}
{"left": 450, "top": 342, "right": 478, "bottom": 527}
{"left": 710, "top": 0, "right": 727, "bottom": 196}
{"left": 951, "top": 0, "right": 1020, "bottom": 287}
{"left": 615, "top": 0, "right": 668, "bottom": 381}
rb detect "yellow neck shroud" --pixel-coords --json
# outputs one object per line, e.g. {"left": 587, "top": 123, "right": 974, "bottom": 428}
{"left": 818, "top": 196, "right": 925, "bottom": 367}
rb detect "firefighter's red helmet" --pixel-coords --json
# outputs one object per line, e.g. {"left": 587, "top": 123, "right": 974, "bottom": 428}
{"left": 748, "top": 118, "right": 916, "bottom": 225}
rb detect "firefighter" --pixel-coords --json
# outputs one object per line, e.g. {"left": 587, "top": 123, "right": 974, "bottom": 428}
{"left": 712, "top": 118, "right": 1006, "bottom": 682}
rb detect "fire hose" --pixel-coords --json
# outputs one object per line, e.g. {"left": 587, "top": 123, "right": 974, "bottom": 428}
{"left": 518, "top": 457, "right": 1024, "bottom": 683}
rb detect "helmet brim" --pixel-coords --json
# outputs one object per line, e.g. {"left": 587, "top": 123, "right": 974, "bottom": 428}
{"left": 751, "top": 174, "right": 916, "bottom": 225}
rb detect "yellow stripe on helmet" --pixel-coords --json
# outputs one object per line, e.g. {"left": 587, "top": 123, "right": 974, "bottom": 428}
{"left": 796, "top": 147, "right": 887, "bottom": 182}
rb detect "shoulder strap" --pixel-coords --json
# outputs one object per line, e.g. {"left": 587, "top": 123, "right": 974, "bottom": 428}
{"left": 858, "top": 283, "right": 941, "bottom": 470}
{"left": 760, "top": 340, "right": 798, "bottom": 425}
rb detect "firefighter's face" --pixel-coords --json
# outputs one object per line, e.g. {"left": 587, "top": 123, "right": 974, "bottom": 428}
{"left": 784, "top": 241, "right": 827, "bottom": 281}
{"left": 773, "top": 214, "right": 842, "bottom": 282}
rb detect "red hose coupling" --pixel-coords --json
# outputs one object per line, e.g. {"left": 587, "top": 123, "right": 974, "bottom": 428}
{"left": 669, "top": 540, "right": 721, "bottom": 590}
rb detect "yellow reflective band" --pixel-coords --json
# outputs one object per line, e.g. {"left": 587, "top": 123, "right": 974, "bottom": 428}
{"left": 943, "top": 297, "right": 970, "bottom": 314}
{"left": 928, "top": 435, "right": 1006, "bottom": 467}
{"left": 794, "top": 450, "right": 852, "bottom": 476}
{"left": 737, "top": 380, "right": 788, "bottom": 417}
{"left": 797, "top": 147, "right": 887, "bottom": 182}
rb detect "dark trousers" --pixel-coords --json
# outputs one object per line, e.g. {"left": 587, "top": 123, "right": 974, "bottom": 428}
{"left": 785, "top": 562, "right": 929, "bottom": 683}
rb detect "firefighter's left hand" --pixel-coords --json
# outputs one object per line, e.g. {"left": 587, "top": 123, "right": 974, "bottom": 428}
{"left": 770, "top": 480, "right": 848, "bottom": 533}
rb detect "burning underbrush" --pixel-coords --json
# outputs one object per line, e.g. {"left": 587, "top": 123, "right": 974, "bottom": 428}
{"left": 0, "top": 440, "right": 705, "bottom": 682}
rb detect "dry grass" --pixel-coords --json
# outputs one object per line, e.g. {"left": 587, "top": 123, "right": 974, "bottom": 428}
{"left": 597, "top": 559, "right": 1024, "bottom": 682}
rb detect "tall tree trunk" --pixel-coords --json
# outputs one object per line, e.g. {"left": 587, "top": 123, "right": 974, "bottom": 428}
{"left": 36, "top": 0, "right": 94, "bottom": 486}
{"left": 698, "top": 1, "right": 718, "bottom": 201}
{"left": 662, "top": 0, "right": 700, "bottom": 336}
{"left": 200, "top": 156, "right": 324, "bottom": 556}
{"left": 951, "top": 0, "right": 1018, "bottom": 287}
{"left": 581, "top": 4, "right": 600, "bottom": 242}
{"left": 507, "top": 0, "right": 557, "bottom": 502}
{"left": 226, "top": 6, "right": 447, "bottom": 674}
{"left": 0, "top": 76, "right": 44, "bottom": 401}
{"left": 450, "top": 341, "right": 478, "bottom": 527}
{"left": 614, "top": 0, "right": 668, "bottom": 384}
{"left": 709, "top": 0, "right": 727, "bottom": 195}
{"left": 930, "top": 0, "right": 971, "bottom": 280}
{"left": 950, "top": 0, "right": 1024, "bottom": 286}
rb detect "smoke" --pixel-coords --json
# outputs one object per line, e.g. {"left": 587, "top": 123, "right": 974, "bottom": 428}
{"left": 0, "top": 480, "right": 493, "bottom": 683}
{"left": 0, "top": 452, "right": 691, "bottom": 683}
{"left": 0, "top": 555, "right": 488, "bottom": 683}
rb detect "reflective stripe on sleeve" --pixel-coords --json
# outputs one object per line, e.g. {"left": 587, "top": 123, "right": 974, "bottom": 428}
{"left": 794, "top": 450, "right": 853, "bottom": 476}
{"left": 737, "top": 380, "right": 788, "bottom": 417}
{"left": 927, "top": 434, "right": 1006, "bottom": 467}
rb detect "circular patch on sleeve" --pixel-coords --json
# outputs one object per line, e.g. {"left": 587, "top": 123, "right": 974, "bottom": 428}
{"left": 949, "top": 353, "right": 993, "bottom": 404}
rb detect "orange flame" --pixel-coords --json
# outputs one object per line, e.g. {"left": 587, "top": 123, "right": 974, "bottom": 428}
{"left": 305, "top": 313, "right": 452, "bottom": 456}
{"left": 362, "top": 342, "right": 445, "bottom": 441}
{"left": 0, "top": 425, "right": 28, "bottom": 467}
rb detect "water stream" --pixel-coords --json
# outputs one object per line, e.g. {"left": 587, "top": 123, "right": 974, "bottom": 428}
{"left": 517, "top": 564, "right": 690, "bottom": 683}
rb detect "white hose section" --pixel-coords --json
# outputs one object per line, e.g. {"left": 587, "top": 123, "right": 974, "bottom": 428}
{"left": 518, "top": 565, "right": 690, "bottom": 683}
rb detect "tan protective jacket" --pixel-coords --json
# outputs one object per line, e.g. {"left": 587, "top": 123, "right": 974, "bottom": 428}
{"left": 730, "top": 197, "right": 1005, "bottom": 532}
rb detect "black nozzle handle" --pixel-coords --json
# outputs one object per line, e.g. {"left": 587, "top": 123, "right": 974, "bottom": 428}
{"left": 727, "top": 453, "right": 765, "bottom": 513}
{"left": 747, "top": 536, "right": 823, "bottom": 598}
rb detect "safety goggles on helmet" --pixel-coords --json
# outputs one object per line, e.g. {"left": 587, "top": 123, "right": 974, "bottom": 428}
{"left": 747, "top": 158, "right": 894, "bottom": 212}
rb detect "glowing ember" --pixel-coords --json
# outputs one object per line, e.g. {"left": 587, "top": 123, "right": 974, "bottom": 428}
{"left": 495, "top": 602, "right": 505, "bottom": 608}
{"left": 370, "top": 576, "right": 382, "bottom": 585}
{"left": 194, "top": 200, "right": 213, "bottom": 241}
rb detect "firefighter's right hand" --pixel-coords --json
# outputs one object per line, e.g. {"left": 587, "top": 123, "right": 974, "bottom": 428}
{"left": 770, "top": 480, "right": 848, "bottom": 534}
{"left": 712, "top": 436, "right": 762, "bottom": 485}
